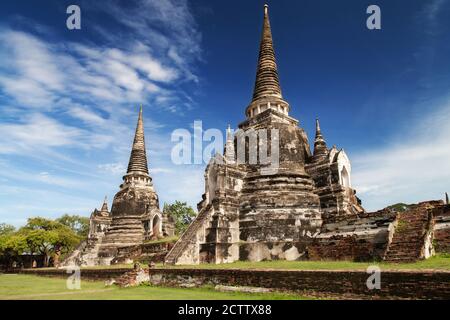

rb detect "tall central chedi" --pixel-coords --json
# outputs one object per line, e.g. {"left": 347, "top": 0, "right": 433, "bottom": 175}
{"left": 165, "top": 5, "right": 363, "bottom": 265}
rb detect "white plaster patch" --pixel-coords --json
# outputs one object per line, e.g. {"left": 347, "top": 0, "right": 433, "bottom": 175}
{"left": 284, "top": 246, "right": 301, "bottom": 261}
{"left": 247, "top": 243, "right": 271, "bottom": 261}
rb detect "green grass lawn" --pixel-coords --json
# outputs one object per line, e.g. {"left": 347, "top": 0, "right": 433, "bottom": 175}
{"left": 61, "top": 254, "right": 450, "bottom": 271}
{"left": 0, "top": 274, "right": 312, "bottom": 300}
{"left": 160, "top": 254, "right": 450, "bottom": 271}
{"left": 47, "top": 254, "right": 450, "bottom": 272}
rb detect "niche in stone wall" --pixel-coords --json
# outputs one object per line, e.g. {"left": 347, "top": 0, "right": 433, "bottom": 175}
{"left": 340, "top": 166, "right": 350, "bottom": 188}
{"left": 152, "top": 215, "right": 161, "bottom": 237}
{"left": 336, "top": 150, "right": 352, "bottom": 189}
{"left": 207, "top": 164, "right": 218, "bottom": 204}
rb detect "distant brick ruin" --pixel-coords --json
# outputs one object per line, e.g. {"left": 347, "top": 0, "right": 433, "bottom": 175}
{"left": 164, "top": 5, "right": 450, "bottom": 265}
{"left": 63, "top": 107, "right": 175, "bottom": 266}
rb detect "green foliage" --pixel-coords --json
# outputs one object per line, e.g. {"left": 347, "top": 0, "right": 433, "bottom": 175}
{"left": 0, "top": 233, "right": 27, "bottom": 268}
{"left": 387, "top": 203, "right": 412, "bottom": 212}
{"left": 0, "top": 216, "right": 83, "bottom": 268}
{"left": 163, "top": 201, "right": 197, "bottom": 235}
{"left": 56, "top": 214, "right": 90, "bottom": 238}
{"left": 0, "top": 223, "right": 16, "bottom": 236}
{"left": 18, "top": 217, "right": 81, "bottom": 266}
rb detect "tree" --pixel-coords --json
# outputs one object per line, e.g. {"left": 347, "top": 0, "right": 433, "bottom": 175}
{"left": 163, "top": 201, "right": 197, "bottom": 235}
{"left": 387, "top": 203, "right": 412, "bottom": 213}
{"left": 18, "top": 217, "right": 80, "bottom": 267}
{"left": 0, "top": 223, "right": 16, "bottom": 236}
{"left": 0, "top": 233, "right": 27, "bottom": 268}
{"left": 56, "top": 214, "right": 90, "bottom": 238}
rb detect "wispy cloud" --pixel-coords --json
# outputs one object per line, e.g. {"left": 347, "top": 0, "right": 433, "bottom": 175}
{"left": 0, "top": 0, "right": 203, "bottom": 226}
{"left": 0, "top": 114, "right": 83, "bottom": 154}
{"left": 419, "top": 0, "right": 448, "bottom": 35}
{"left": 352, "top": 101, "right": 450, "bottom": 211}
{"left": 98, "top": 163, "right": 127, "bottom": 175}
{"left": 0, "top": 29, "right": 190, "bottom": 110}
{"left": 0, "top": 0, "right": 201, "bottom": 160}
{"left": 92, "top": 0, "right": 202, "bottom": 81}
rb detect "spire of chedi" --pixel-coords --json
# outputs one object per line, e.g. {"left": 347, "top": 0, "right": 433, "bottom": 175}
{"left": 252, "top": 4, "right": 282, "bottom": 101}
{"left": 121, "top": 105, "right": 153, "bottom": 190}
{"left": 225, "top": 124, "right": 235, "bottom": 164}
{"left": 313, "top": 119, "right": 328, "bottom": 160}
{"left": 246, "top": 4, "right": 290, "bottom": 119}
{"left": 127, "top": 105, "right": 149, "bottom": 175}
{"left": 100, "top": 196, "right": 109, "bottom": 212}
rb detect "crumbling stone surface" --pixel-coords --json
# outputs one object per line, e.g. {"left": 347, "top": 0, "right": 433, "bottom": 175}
{"left": 384, "top": 203, "right": 435, "bottom": 262}
{"left": 165, "top": 6, "right": 365, "bottom": 265}
{"left": 308, "top": 210, "right": 396, "bottom": 261}
{"left": 432, "top": 204, "right": 450, "bottom": 253}
{"left": 111, "top": 241, "right": 175, "bottom": 264}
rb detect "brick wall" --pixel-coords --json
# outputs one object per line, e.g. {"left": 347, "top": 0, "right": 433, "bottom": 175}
{"left": 433, "top": 204, "right": 450, "bottom": 254}
{"left": 15, "top": 267, "right": 450, "bottom": 299}
{"left": 19, "top": 268, "right": 131, "bottom": 280}
{"left": 434, "top": 229, "right": 450, "bottom": 253}
{"left": 149, "top": 268, "right": 450, "bottom": 299}
{"left": 308, "top": 235, "right": 377, "bottom": 261}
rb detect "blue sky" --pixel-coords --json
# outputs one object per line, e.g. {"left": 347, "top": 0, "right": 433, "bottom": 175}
{"left": 0, "top": 0, "right": 449, "bottom": 226}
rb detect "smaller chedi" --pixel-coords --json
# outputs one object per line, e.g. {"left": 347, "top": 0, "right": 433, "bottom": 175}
{"left": 63, "top": 107, "right": 175, "bottom": 266}
{"left": 88, "top": 197, "right": 112, "bottom": 239}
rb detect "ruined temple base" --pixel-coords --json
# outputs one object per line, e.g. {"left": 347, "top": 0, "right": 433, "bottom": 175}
{"left": 238, "top": 242, "right": 311, "bottom": 262}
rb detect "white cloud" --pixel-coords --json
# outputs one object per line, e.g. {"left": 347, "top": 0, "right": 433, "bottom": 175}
{"left": 0, "top": 0, "right": 201, "bottom": 162}
{"left": 69, "top": 105, "right": 106, "bottom": 125}
{"left": 2, "top": 30, "right": 64, "bottom": 90}
{"left": 0, "top": 30, "right": 182, "bottom": 108}
{"left": 0, "top": 0, "right": 203, "bottom": 226}
{"left": 96, "top": 0, "right": 202, "bottom": 67}
{"left": 352, "top": 102, "right": 450, "bottom": 210}
{"left": 155, "top": 165, "right": 205, "bottom": 208}
{"left": 150, "top": 167, "right": 173, "bottom": 174}
{"left": 107, "top": 47, "right": 178, "bottom": 83}
{"left": 98, "top": 163, "right": 127, "bottom": 175}
{"left": 0, "top": 114, "right": 82, "bottom": 154}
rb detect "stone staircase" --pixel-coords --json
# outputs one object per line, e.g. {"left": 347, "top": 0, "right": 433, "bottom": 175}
{"left": 384, "top": 206, "right": 434, "bottom": 262}
{"left": 165, "top": 205, "right": 212, "bottom": 264}
{"left": 80, "top": 235, "right": 106, "bottom": 265}
{"left": 60, "top": 240, "right": 88, "bottom": 267}
{"left": 61, "top": 234, "right": 106, "bottom": 267}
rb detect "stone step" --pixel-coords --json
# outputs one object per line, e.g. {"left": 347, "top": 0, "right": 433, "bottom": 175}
{"left": 384, "top": 207, "right": 432, "bottom": 262}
